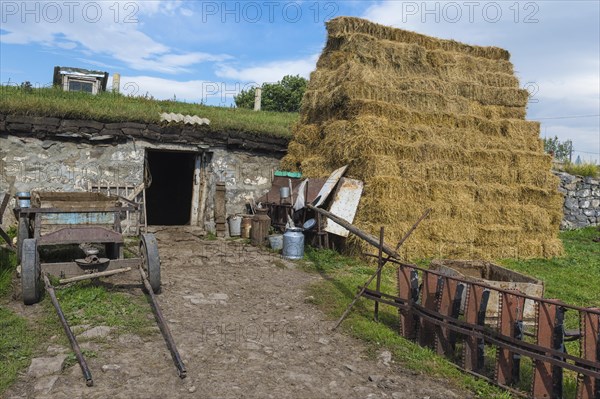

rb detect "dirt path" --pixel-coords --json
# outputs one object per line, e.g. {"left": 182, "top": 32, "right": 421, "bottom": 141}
{"left": 4, "top": 228, "right": 468, "bottom": 399}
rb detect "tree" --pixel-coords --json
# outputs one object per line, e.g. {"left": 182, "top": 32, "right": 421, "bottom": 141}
{"left": 234, "top": 75, "right": 307, "bottom": 112}
{"left": 543, "top": 136, "right": 573, "bottom": 162}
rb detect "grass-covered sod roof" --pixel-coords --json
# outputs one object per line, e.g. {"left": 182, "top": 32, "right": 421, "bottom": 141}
{"left": 0, "top": 85, "right": 297, "bottom": 138}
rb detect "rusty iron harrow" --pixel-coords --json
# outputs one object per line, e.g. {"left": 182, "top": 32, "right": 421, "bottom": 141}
{"left": 357, "top": 255, "right": 600, "bottom": 399}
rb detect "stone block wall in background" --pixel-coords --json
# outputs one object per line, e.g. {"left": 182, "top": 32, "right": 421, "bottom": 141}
{"left": 555, "top": 171, "right": 600, "bottom": 229}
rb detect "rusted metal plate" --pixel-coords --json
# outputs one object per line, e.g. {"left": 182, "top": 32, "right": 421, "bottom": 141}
{"left": 313, "top": 165, "right": 348, "bottom": 207}
{"left": 496, "top": 291, "right": 526, "bottom": 386}
{"left": 533, "top": 300, "right": 560, "bottom": 399}
{"left": 397, "top": 265, "right": 419, "bottom": 340}
{"left": 323, "top": 178, "right": 364, "bottom": 237}
{"left": 577, "top": 308, "right": 600, "bottom": 399}
{"left": 38, "top": 227, "right": 123, "bottom": 245}
{"left": 257, "top": 176, "right": 305, "bottom": 204}
{"left": 430, "top": 260, "right": 543, "bottom": 325}
{"left": 419, "top": 271, "right": 440, "bottom": 348}
{"left": 435, "top": 277, "right": 462, "bottom": 357}
{"left": 463, "top": 284, "right": 489, "bottom": 372}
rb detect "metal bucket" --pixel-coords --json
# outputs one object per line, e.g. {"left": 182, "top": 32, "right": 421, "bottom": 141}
{"left": 16, "top": 192, "right": 31, "bottom": 208}
{"left": 280, "top": 186, "right": 290, "bottom": 199}
{"left": 282, "top": 227, "right": 304, "bottom": 260}
{"left": 228, "top": 214, "right": 242, "bottom": 237}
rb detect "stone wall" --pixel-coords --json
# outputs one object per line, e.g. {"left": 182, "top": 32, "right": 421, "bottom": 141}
{"left": 556, "top": 171, "right": 600, "bottom": 229}
{"left": 0, "top": 114, "right": 288, "bottom": 232}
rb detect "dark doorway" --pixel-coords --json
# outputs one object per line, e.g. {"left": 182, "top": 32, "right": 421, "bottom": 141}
{"left": 145, "top": 151, "right": 195, "bottom": 225}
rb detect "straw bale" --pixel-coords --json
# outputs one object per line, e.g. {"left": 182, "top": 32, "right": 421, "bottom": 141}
{"left": 314, "top": 58, "right": 520, "bottom": 90}
{"left": 296, "top": 156, "right": 330, "bottom": 178}
{"left": 285, "top": 16, "right": 562, "bottom": 259}
{"left": 307, "top": 66, "right": 528, "bottom": 107}
{"left": 303, "top": 100, "right": 535, "bottom": 138}
{"left": 318, "top": 40, "right": 513, "bottom": 81}
{"left": 543, "top": 239, "right": 564, "bottom": 258}
{"left": 477, "top": 204, "right": 554, "bottom": 233}
{"left": 286, "top": 142, "right": 309, "bottom": 161}
{"left": 475, "top": 225, "right": 520, "bottom": 247}
{"left": 293, "top": 123, "right": 322, "bottom": 145}
{"left": 303, "top": 82, "right": 526, "bottom": 120}
{"left": 516, "top": 239, "right": 544, "bottom": 259}
{"left": 347, "top": 155, "right": 403, "bottom": 178}
{"left": 326, "top": 17, "right": 510, "bottom": 61}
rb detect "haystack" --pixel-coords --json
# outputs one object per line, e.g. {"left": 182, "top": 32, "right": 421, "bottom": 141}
{"left": 282, "top": 17, "right": 563, "bottom": 259}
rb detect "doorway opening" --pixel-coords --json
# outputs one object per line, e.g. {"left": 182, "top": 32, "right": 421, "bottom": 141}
{"left": 145, "top": 150, "right": 196, "bottom": 225}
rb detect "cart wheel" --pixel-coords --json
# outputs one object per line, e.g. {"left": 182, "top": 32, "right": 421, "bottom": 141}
{"left": 17, "top": 216, "right": 29, "bottom": 264}
{"left": 105, "top": 243, "right": 123, "bottom": 260}
{"left": 140, "top": 233, "right": 160, "bottom": 293}
{"left": 22, "top": 238, "right": 41, "bottom": 305}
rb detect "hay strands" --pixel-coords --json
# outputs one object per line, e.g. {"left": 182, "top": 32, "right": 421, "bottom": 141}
{"left": 331, "top": 208, "right": 432, "bottom": 331}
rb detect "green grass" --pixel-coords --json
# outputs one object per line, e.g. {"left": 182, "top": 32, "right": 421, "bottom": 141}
{"left": 0, "top": 249, "right": 17, "bottom": 298}
{"left": 0, "top": 307, "right": 38, "bottom": 393}
{"left": 49, "top": 282, "right": 153, "bottom": 334}
{"left": 0, "top": 227, "right": 34, "bottom": 394}
{"left": 562, "top": 162, "right": 599, "bottom": 178}
{"left": 302, "top": 227, "right": 600, "bottom": 399}
{"left": 0, "top": 85, "right": 298, "bottom": 137}
{"left": 204, "top": 232, "right": 218, "bottom": 241}
{"left": 0, "top": 226, "right": 17, "bottom": 297}
{"left": 500, "top": 228, "right": 600, "bottom": 309}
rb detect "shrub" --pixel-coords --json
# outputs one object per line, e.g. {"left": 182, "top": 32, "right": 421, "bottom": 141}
{"left": 563, "top": 162, "right": 599, "bottom": 177}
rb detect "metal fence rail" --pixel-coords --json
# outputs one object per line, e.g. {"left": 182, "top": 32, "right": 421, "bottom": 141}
{"left": 359, "top": 258, "right": 600, "bottom": 399}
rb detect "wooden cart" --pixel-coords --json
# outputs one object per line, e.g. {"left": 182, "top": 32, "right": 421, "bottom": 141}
{"left": 15, "top": 191, "right": 159, "bottom": 304}
{"left": 14, "top": 191, "right": 185, "bottom": 385}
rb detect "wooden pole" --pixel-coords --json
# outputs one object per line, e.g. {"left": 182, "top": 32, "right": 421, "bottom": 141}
{"left": 307, "top": 204, "right": 399, "bottom": 259}
{"left": 331, "top": 208, "right": 432, "bottom": 331}
{"left": 374, "top": 227, "right": 384, "bottom": 322}
{"left": 332, "top": 227, "right": 388, "bottom": 331}
{"left": 59, "top": 267, "right": 132, "bottom": 284}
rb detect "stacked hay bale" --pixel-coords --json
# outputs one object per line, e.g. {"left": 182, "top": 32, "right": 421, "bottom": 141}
{"left": 281, "top": 16, "right": 563, "bottom": 259}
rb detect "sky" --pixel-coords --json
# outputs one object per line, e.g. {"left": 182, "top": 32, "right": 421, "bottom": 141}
{"left": 1, "top": 0, "right": 599, "bottom": 163}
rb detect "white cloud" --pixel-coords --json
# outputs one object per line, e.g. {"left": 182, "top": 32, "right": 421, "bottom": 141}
{"left": 75, "top": 58, "right": 120, "bottom": 71}
{"left": 361, "top": 1, "right": 501, "bottom": 44}
{"left": 0, "top": 1, "right": 225, "bottom": 73}
{"left": 55, "top": 41, "right": 78, "bottom": 50}
{"left": 180, "top": 8, "right": 194, "bottom": 17}
{"left": 215, "top": 54, "right": 319, "bottom": 84}
{"left": 115, "top": 75, "right": 245, "bottom": 105}
{"left": 534, "top": 73, "right": 600, "bottom": 110}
